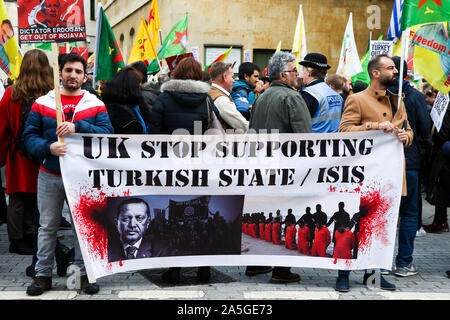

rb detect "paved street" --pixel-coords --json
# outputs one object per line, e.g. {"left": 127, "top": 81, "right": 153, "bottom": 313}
{"left": 0, "top": 197, "right": 448, "bottom": 304}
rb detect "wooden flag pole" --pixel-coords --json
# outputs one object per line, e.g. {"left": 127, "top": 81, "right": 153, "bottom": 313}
{"left": 51, "top": 42, "right": 64, "bottom": 143}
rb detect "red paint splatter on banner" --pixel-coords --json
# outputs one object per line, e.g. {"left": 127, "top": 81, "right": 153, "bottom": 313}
{"left": 357, "top": 187, "right": 392, "bottom": 253}
{"left": 71, "top": 189, "right": 131, "bottom": 261}
{"left": 71, "top": 191, "right": 108, "bottom": 260}
{"left": 329, "top": 182, "right": 393, "bottom": 263}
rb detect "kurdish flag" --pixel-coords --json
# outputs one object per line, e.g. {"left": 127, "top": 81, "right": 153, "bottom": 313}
{"left": 0, "top": 0, "right": 22, "bottom": 80}
{"left": 148, "top": 0, "right": 160, "bottom": 47}
{"left": 94, "top": 5, "right": 125, "bottom": 82}
{"left": 401, "top": 0, "right": 450, "bottom": 30}
{"left": 159, "top": 13, "right": 188, "bottom": 58}
{"left": 128, "top": 18, "right": 158, "bottom": 67}
{"left": 204, "top": 46, "right": 232, "bottom": 72}
{"left": 148, "top": 13, "right": 188, "bottom": 74}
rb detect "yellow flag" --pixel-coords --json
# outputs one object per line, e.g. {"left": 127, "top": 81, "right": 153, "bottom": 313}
{"left": 291, "top": 4, "right": 307, "bottom": 68}
{"left": 412, "top": 22, "right": 450, "bottom": 95}
{"left": 0, "top": 0, "right": 22, "bottom": 80}
{"left": 128, "top": 18, "right": 158, "bottom": 65}
{"left": 148, "top": 0, "right": 160, "bottom": 47}
{"left": 275, "top": 40, "right": 282, "bottom": 53}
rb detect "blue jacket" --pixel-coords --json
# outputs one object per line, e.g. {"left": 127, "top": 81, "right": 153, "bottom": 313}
{"left": 302, "top": 81, "right": 343, "bottom": 133}
{"left": 23, "top": 89, "right": 114, "bottom": 174}
{"left": 390, "top": 81, "right": 432, "bottom": 170}
{"left": 230, "top": 80, "right": 255, "bottom": 113}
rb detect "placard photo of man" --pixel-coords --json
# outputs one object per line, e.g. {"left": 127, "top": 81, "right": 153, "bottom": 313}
{"left": 25, "top": 0, "right": 84, "bottom": 28}
{"left": 107, "top": 198, "right": 168, "bottom": 262}
{"left": 106, "top": 195, "right": 244, "bottom": 262}
{"left": 28, "top": 0, "right": 63, "bottom": 28}
{"left": 0, "top": 19, "right": 14, "bottom": 73}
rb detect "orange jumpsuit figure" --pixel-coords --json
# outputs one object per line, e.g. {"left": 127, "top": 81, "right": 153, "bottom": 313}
{"left": 250, "top": 223, "right": 257, "bottom": 238}
{"left": 311, "top": 225, "right": 331, "bottom": 257}
{"left": 272, "top": 222, "right": 282, "bottom": 245}
{"left": 285, "top": 225, "right": 297, "bottom": 250}
{"left": 298, "top": 225, "right": 311, "bottom": 255}
{"left": 333, "top": 229, "right": 356, "bottom": 260}
{"left": 265, "top": 223, "right": 272, "bottom": 242}
{"left": 242, "top": 223, "right": 247, "bottom": 234}
{"left": 259, "top": 223, "right": 265, "bottom": 240}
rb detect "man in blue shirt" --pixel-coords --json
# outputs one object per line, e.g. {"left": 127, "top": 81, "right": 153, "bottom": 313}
{"left": 231, "top": 62, "right": 260, "bottom": 120}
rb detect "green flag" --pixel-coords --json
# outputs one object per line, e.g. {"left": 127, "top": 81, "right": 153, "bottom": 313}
{"left": 352, "top": 34, "right": 383, "bottom": 86}
{"left": 94, "top": 5, "right": 125, "bottom": 81}
{"left": 27, "top": 42, "right": 78, "bottom": 51}
{"left": 148, "top": 13, "right": 188, "bottom": 73}
{"left": 401, "top": 0, "right": 450, "bottom": 30}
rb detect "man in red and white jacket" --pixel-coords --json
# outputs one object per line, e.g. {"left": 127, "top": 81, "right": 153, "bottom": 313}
{"left": 24, "top": 53, "right": 113, "bottom": 296}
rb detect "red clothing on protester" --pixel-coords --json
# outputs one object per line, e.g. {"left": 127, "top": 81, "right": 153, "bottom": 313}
{"left": 272, "top": 222, "right": 282, "bottom": 245}
{"left": 285, "top": 225, "right": 297, "bottom": 250}
{"left": 0, "top": 87, "right": 39, "bottom": 194}
{"left": 265, "top": 224, "right": 272, "bottom": 242}
{"left": 298, "top": 225, "right": 311, "bottom": 255}
{"left": 333, "top": 229, "right": 356, "bottom": 260}
{"left": 259, "top": 223, "right": 265, "bottom": 240}
{"left": 311, "top": 226, "right": 331, "bottom": 257}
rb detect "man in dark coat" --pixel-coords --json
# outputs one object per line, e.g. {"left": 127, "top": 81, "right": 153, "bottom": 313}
{"left": 247, "top": 51, "right": 312, "bottom": 283}
{"left": 390, "top": 56, "right": 432, "bottom": 277}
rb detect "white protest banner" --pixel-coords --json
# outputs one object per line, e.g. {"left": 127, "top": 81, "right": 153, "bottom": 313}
{"left": 60, "top": 131, "right": 404, "bottom": 282}
{"left": 191, "top": 46, "right": 200, "bottom": 62}
{"left": 244, "top": 49, "right": 251, "bottom": 62}
{"left": 430, "top": 92, "right": 449, "bottom": 132}
{"left": 369, "top": 40, "right": 394, "bottom": 59}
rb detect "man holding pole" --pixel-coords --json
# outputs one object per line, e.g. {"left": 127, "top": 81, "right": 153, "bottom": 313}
{"left": 336, "top": 54, "right": 413, "bottom": 292}
{"left": 23, "top": 53, "right": 114, "bottom": 296}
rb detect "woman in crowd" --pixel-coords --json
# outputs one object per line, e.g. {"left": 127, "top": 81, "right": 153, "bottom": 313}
{"left": 0, "top": 49, "right": 54, "bottom": 257}
{"left": 149, "top": 57, "right": 221, "bottom": 284}
{"left": 101, "top": 66, "right": 150, "bottom": 134}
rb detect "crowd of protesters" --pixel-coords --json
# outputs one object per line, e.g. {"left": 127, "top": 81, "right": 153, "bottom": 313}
{"left": 0, "top": 47, "right": 448, "bottom": 295}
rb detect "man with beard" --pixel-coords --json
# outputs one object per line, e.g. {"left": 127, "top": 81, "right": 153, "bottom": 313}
{"left": 335, "top": 54, "right": 413, "bottom": 293}
{"left": 23, "top": 53, "right": 113, "bottom": 296}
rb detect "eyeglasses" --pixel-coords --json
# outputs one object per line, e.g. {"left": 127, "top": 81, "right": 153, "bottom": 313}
{"left": 283, "top": 68, "right": 298, "bottom": 73}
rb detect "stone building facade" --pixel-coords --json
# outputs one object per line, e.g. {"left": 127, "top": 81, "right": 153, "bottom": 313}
{"left": 103, "top": 0, "right": 394, "bottom": 73}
